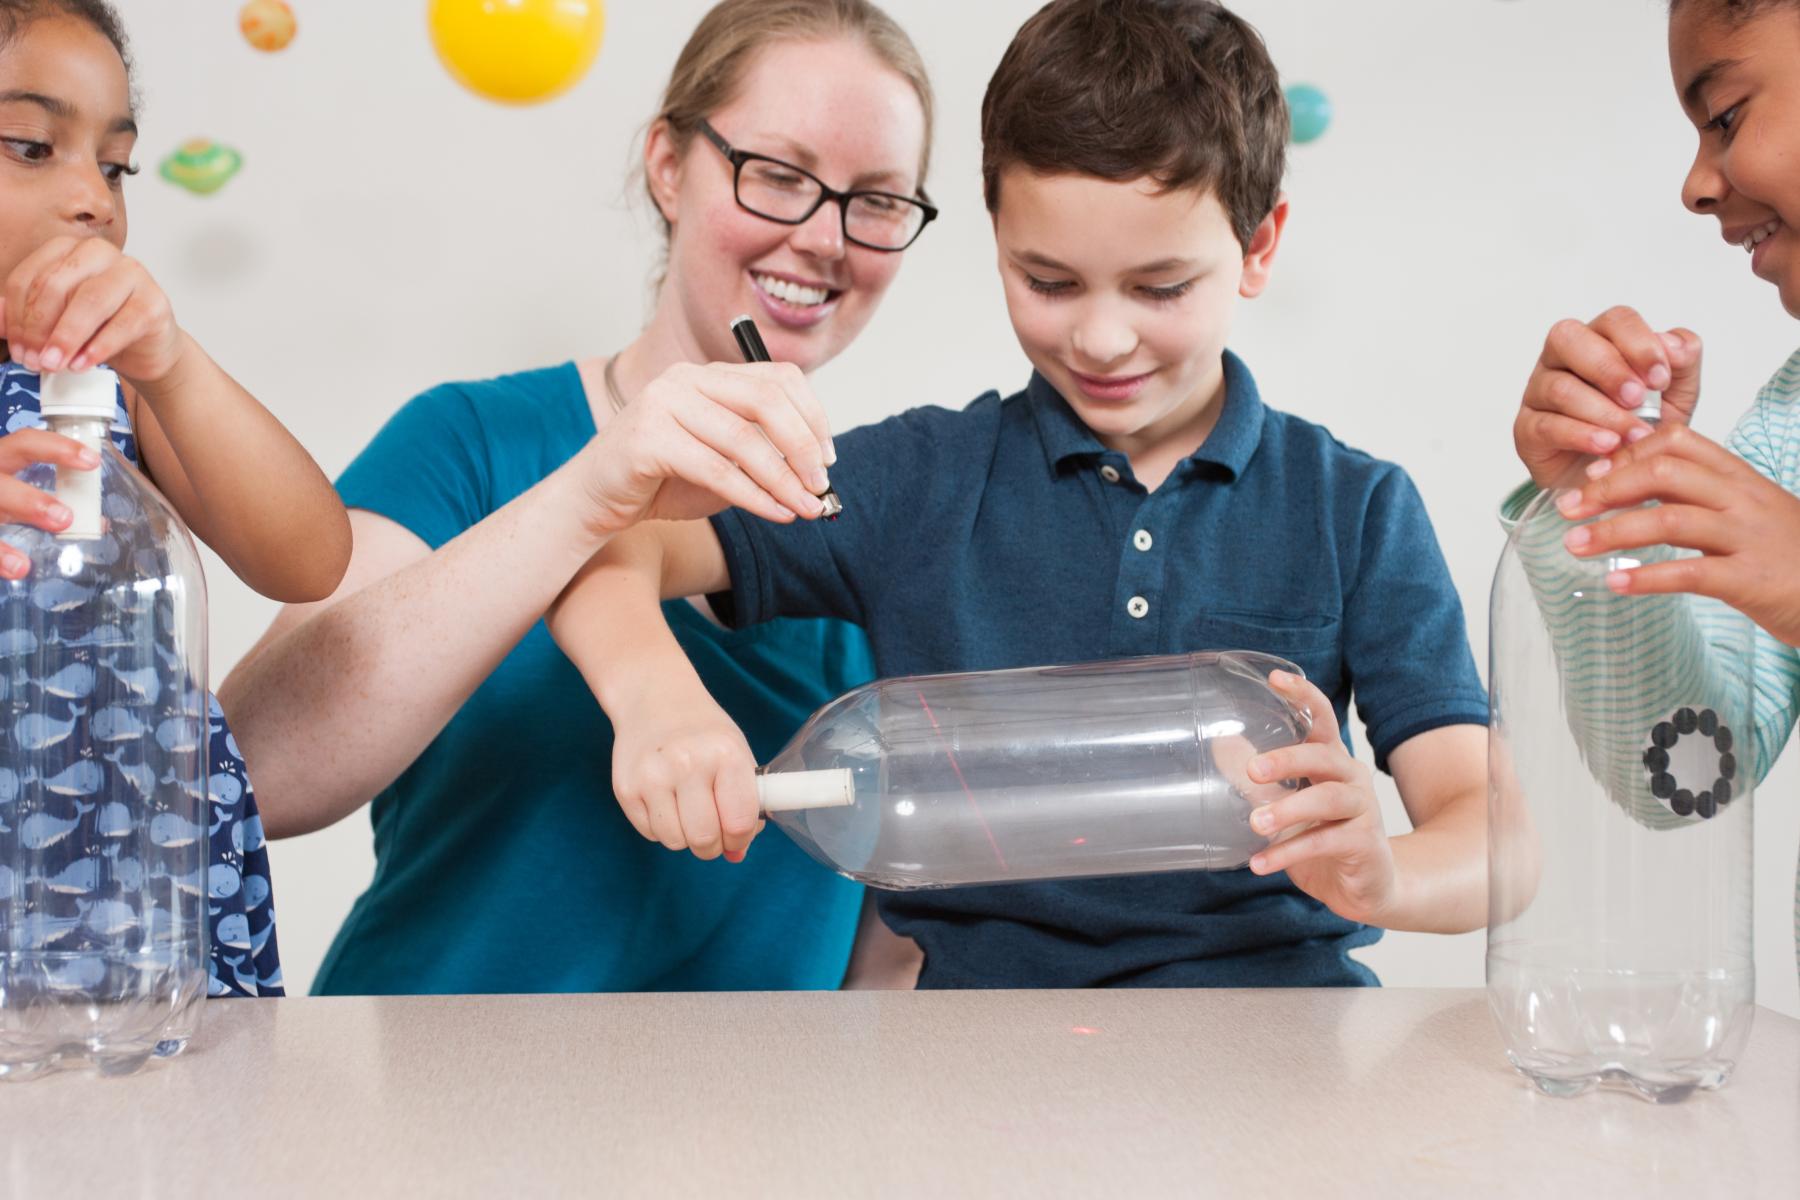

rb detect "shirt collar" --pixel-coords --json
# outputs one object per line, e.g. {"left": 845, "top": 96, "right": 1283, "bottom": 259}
{"left": 1030, "top": 349, "right": 1266, "bottom": 482}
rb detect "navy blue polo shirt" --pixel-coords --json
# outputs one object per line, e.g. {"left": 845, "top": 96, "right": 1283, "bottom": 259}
{"left": 711, "top": 351, "right": 1487, "bottom": 988}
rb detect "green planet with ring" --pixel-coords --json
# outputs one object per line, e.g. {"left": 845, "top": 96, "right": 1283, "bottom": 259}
{"left": 159, "top": 139, "right": 243, "bottom": 195}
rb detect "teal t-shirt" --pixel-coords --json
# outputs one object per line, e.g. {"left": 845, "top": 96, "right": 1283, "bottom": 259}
{"left": 314, "top": 364, "right": 875, "bottom": 994}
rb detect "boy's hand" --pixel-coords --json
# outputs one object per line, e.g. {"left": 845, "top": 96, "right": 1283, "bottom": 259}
{"left": 1515, "top": 307, "right": 1702, "bottom": 488}
{"left": 0, "top": 429, "right": 100, "bottom": 578}
{"left": 1243, "top": 670, "right": 1398, "bottom": 926}
{"left": 1, "top": 237, "right": 185, "bottom": 386}
{"left": 1554, "top": 423, "right": 1800, "bottom": 647}
{"left": 610, "top": 681, "right": 765, "bottom": 863}
{"left": 575, "top": 360, "right": 836, "bottom": 539}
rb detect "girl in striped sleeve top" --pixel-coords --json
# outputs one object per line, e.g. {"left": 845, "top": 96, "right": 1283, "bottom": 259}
{"left": 1508, "top": 0, "right": 1800, "bottom": 981}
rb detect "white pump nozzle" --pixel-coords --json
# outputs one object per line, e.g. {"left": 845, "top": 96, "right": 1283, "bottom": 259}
{"left": 756, "top": 768, "right": 855, "bottom": 813}
{"left": 37, "top": 368, "right": 115, "bottom": 540}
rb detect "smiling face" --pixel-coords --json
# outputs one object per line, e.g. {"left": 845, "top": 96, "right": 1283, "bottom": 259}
{"left": 646, "top": 35, "right": 927, "bottom": 372}
{"left": 1670, "top": 4, "right": 1800, "bottom": 315}
{"left": 993, "top": 166, "right": 1284, "bottom": 466}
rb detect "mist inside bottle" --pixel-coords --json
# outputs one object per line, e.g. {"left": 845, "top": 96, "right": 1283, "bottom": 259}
{"left": 0, "top": 410, "right": 210, "bottom": 1080}
{"left": 1487, "top": 411, "right": 1756, "bottom": 1102}
{"left": 764, "top": 652, "right": 1312, "bottom": 890}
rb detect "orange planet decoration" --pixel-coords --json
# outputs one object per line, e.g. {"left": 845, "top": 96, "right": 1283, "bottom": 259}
{"left": 239, "top": 0, "right": 297, "bottom": 53}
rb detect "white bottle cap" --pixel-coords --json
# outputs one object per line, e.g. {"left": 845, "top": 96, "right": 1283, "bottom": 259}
{"left": 39, "top": 368, "right": 119, "bottom": 420}
{"left": 757, "top": 768, "right": 855, "bottom": 813}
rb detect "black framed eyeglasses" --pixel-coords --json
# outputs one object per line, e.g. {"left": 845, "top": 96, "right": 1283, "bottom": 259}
{"left": 697, "top": 119, "right": 937, "bottom": 253}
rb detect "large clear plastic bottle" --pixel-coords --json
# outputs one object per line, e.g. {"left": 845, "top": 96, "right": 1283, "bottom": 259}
{"left": 1487, "top": 395, "right": 1756, "bottom": 1101}
{"left": 0, "top": 368, "right": 210, "bottom": 1080}
{"left": 757, "top": 651, "right": 1312, "bottom": 889}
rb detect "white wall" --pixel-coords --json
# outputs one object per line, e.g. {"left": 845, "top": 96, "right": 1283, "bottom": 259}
{"left": 110, "top": 0, "right": 1799, "bottom": 1016}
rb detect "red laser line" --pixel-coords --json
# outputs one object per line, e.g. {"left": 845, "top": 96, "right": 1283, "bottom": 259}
{"left": 916, "top": 689, "right": 1007, "bottom": 873}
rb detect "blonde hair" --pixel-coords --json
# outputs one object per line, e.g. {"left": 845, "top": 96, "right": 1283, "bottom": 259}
{"left": 647, "top": 0, "right": 935, "bottom": 236}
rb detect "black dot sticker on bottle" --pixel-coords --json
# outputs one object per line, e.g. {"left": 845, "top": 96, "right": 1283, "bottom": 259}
{"left": 1643, "top": 707, "right": 1736, "bottom": 821}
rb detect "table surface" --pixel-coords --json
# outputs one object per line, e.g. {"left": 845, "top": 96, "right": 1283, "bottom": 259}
{"left": 2, "top": 988, "right": 1795, "bottom": 1199}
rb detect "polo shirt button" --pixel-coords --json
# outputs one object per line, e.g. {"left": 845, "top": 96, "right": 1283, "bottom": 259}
{"left": 1133, "top": 529, "right": 1153, "bottom": 552}
{"left": 1099, "top": 464, "right": 1122, "bottom": 484}
{"left": 1127, "top": 595, "right": 1149, "bottom": 619}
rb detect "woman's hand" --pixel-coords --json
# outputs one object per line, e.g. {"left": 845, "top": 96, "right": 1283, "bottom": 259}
{"left": 573, "top": 360, "right": 837, "bottom": 539}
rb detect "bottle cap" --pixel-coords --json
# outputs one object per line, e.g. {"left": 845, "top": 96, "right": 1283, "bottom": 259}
{"left": 39, "top": 368, "right": 119, "bottom": 420}
{"left": 1633, "top": 391, "right": 1663, "bottom": 423}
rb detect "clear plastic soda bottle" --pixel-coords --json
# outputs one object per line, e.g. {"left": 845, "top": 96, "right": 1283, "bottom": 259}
{"left": 755, "top": 651, "right": 1312, "bottom": 890}
{"left": 1487, "top": 392, "right": 1756, "bottom": 1101}
{"left": 0, "top": 368, "right": 210, "bottom": 1080}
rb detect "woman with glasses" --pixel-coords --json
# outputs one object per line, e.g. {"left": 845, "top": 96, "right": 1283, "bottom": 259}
{"left": 216, "top": 0, "right": 934, "bottom": 995}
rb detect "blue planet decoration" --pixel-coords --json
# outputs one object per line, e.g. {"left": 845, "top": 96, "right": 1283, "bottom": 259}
{"left": 1285, "top": 83, "right": 1332, "bottom": 145}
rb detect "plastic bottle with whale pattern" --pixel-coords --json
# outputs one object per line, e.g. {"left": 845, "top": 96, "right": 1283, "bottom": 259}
{"left": 0, "top": 368, "right": 209, "bottom": 1079}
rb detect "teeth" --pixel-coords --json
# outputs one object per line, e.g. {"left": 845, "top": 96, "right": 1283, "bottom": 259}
{"left": 1744, "top": 220, "right": 1781, "bottom": 253}
{"left": 754, "top": 273, "right": 831, "bottom": 307}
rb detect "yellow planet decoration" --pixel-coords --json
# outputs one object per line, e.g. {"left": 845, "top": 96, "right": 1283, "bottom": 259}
{"left": 239, "top": 0, "right": 297, "bottom": 53}
{"left": 427, "top": 0, "right": 606, "bottom": 106}
{"left": 159, "top": 140, "right": 244, "bottom": 196}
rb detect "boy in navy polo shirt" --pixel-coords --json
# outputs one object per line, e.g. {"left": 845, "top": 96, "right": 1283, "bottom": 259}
{"left": 550, "top": 0, "right": 1489, "bottom": 988}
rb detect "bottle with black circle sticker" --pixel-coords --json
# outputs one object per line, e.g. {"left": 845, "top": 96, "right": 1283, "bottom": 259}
{"left": 1487, "top": 387, "right": 1756, "bottom": 1102}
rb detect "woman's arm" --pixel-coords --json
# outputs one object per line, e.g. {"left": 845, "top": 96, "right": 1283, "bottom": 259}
{"left": 220, "top": 359, "right": 837, "bottom": 838}
{"left": 219, "top": 462, "right": 617, "bottom": 838}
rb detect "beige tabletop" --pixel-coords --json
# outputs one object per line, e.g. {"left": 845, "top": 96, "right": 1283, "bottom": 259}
{"left": 2, "top": 988, "right": 1795, "bottom": 1199}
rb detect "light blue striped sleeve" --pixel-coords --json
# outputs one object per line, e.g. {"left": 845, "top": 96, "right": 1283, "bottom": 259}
{"left": 1498, "top": 349, "right": 1800, "bottom": 826}
{"left": 1725, "top": 351, "right": 1800, "bottom": 980}
{"left": 1501, "top": 480, "right": 1742, "bottom": 829}
{"left": 1720, "top": 360, "right": 1800, "bottom": 777}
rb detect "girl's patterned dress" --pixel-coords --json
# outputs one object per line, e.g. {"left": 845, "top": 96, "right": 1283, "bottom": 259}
{"left": 0, "top": 361, "right": 282, "bottom": 996}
